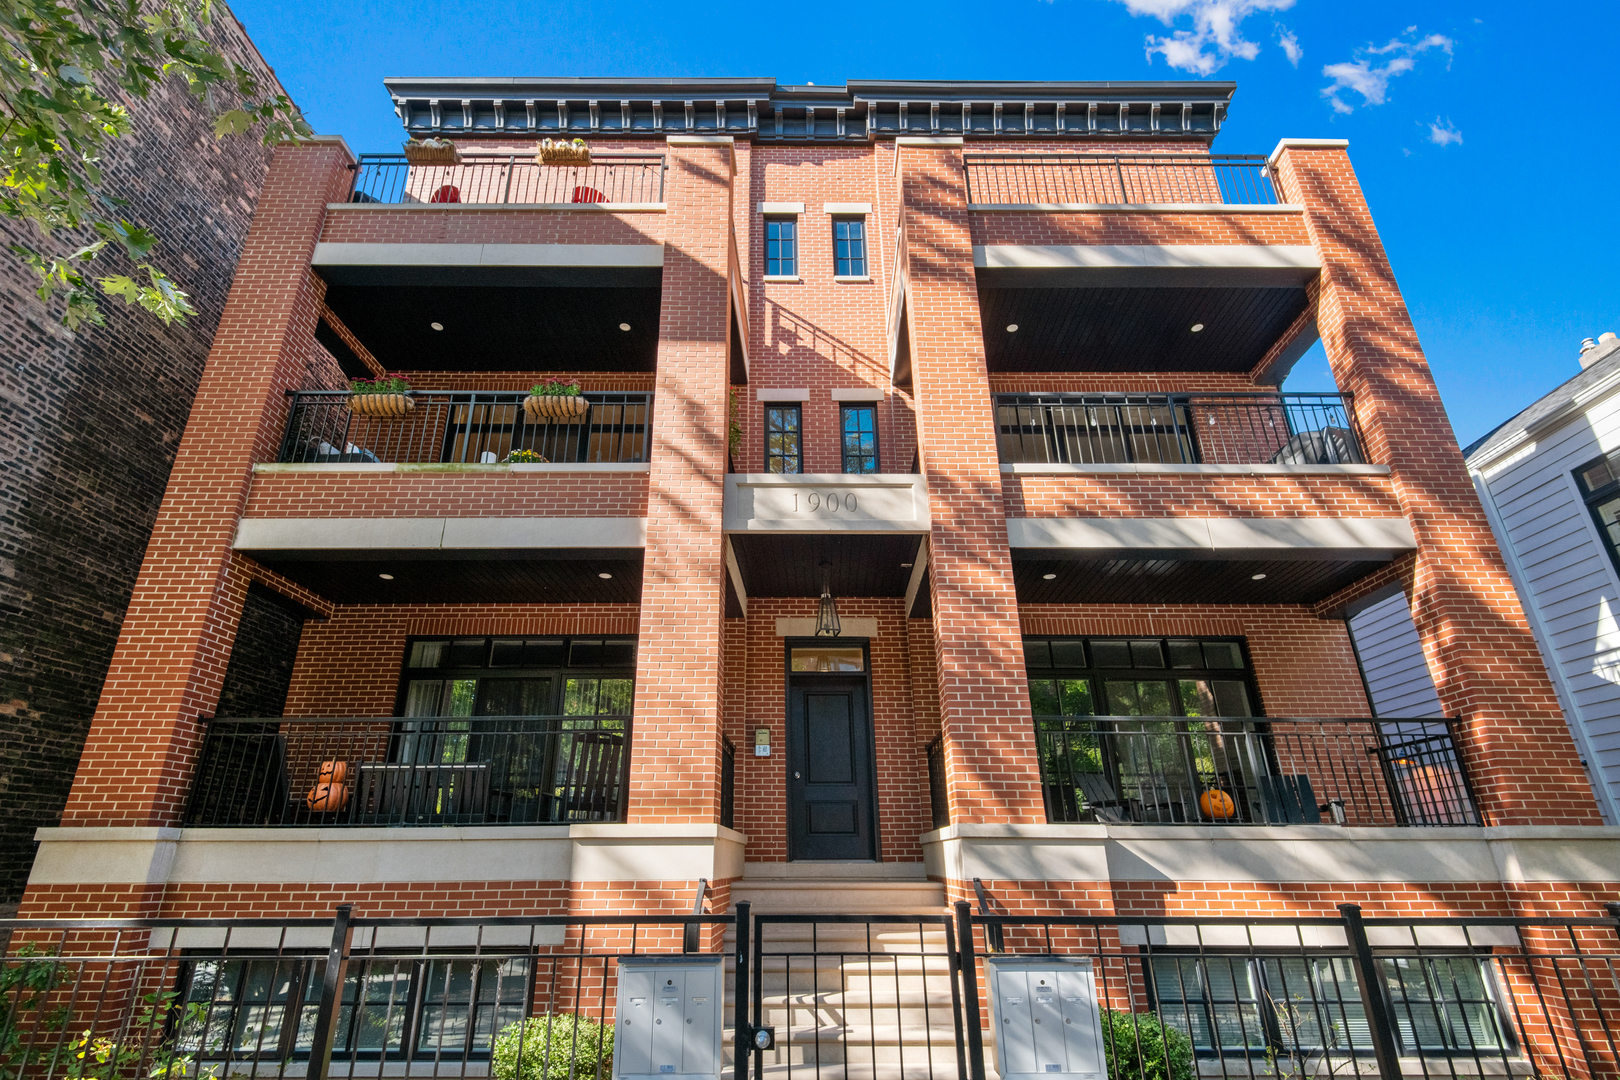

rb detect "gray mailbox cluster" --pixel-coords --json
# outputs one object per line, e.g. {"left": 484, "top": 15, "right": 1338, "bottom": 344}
{"left": 984, "top": 956, "right": 1109, "bottom": 1080}
{"left": 613, "top": 956, "right": 725, "bottom": 1080}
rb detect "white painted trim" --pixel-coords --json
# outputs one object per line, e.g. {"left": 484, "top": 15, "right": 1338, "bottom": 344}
{"left": 754, "top": 388, "right": 808, "bottom": 402}
{"left": 1001, "top": 462, "right": 1391, "bottom": 477}
{"left": 895, "top": 136, "right": 964, "bottom": 146}
{"left": 1004, "top": 515, "right": 1417, "bottom": 557}
{"left": 762, "top": 275, "right": 801, "bottom": 283}
{"left": 775, "top": 617, "right": 879, "bottom": 638}
{"left": 970, "top": 203, "right": 1304, "bottom": 214}
{"left": 233, "top": 516, "right": 648, "bottom": 551}
{"left": 758, "top": 202, "right": 805, "bottom": 214}
{"left": 666, "top": 134, "right": 735, "bottom": 145}
{"left": 311, "top": 242, "right": 664, "bottom": 267}
{"left": 325, "top": 202, "right": 667, "bottom": 213}
{"left": 1268, "top": 137, "right": 1350, "bottom": 166}
{"left": 833, "top": 275, "right": 873, "bottom": 283}
{"left": 823, "top": 203, "right": 872, "bottom": 215}
{"left": 830, "top": 388, "right": 885, "bottom": 402}
{"left": 254, "top": 462, "right": 652, "bottom": 475}
{"left": 300, "top": 134, "right": 356, "bottom": 161}
{"left": 974, "top": 243, "right": 1319, "bottom": 272}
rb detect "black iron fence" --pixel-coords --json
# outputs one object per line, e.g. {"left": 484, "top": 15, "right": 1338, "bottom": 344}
{"left": 1035, "top": 716, "right": 1483, "bottom": 828}
{"left": 996, "top": 392, "right": 1364, "bottom": 467}
{"left": 351, "top": 151, "right": 667, "bottom": 205}
{"left": 184, "top": 716, "right": 631, "bottom": 827}
{"left": 277, "top": 390, "right": 653, "bottom": 465}
{"left": 963, "top": 153, "right": 1279, "bottom": 206}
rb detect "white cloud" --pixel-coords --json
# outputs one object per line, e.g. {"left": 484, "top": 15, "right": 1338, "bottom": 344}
{"left": 1428, "top": 117, "right": 1463, "bottom": 145}
{"left": 1321, "top": 30, "right": 1453, "bottom": 113}
{"left": 1109, "top": 0, "right": 1296, "bottom": 75}
{"left": 1276, "top": 24, "right": 1302, "bottom": 66}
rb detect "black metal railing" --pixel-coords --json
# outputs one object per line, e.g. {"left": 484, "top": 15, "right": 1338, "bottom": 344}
{"left": 277, "top": 390, "right": 652, "bottom": 465}
{"left": 1034, "top": 716, "right": 1483, "bottom": 828}
{"left": 351, "top": 151, "right": 667, "bottom": 205}
{"left": 996, "top": 392, "right": 1364, "bottom": 466}
{"left": 720, "top": 736, "right": 737, "bottom": 831}
{"left": 963, "top": 153, "right": 1279, "bottom": 206}
{"left": 957, "top": 902, "right": 1620, "bottom": 1080}
{"left": 184, "top": 716, "right": 631, "bottom": 827}
{"left": 927, "top": 734, "right": 950, "bottom": 829}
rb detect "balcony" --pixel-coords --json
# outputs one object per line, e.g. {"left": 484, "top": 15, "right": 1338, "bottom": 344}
{"left": 184, "top": 716, "right": 630, "bottom": 827}
{"left": 963, "top": 152, "right": 1280, "bottom": 210}
{"left": 1033, "top": 716, "right": 1483, "bottom": 828}
{"left": 350, "top": 151, "right": 666, "bottom": 207}
{"left": 996, "top": 392, "right": 1364, "bottom": 468}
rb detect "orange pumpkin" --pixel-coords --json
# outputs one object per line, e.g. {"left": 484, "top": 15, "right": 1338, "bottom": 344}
{"left": 1199, "top": 789, "right": 1237, "bottom": 820}
{"left": 306, "top": 782, "right": 349, "bottom": 813}
{"left": 317, "top": 760, "right": 348, "bottom": 785}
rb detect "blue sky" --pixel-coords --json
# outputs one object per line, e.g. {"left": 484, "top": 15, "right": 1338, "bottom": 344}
{"left": 231, "top": 0, "right": 1619, "bottom": 447}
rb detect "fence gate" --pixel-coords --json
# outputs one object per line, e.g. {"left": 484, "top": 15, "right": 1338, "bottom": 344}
{"left": 748, "top": 913, "right": 968, "bottom": 1080}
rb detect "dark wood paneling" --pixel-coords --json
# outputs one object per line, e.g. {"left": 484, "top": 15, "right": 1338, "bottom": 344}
{"left": 730, "top": 534, "right": 924, "bottom": 598}
{"left": 251, "top": 551, "right": 644, "bottom": 604}
{"left": 1011, "top": 555, "right": 1386, "bottom": 605}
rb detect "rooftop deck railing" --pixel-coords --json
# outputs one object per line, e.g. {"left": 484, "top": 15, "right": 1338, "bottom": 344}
{"left": 276, "top": 389, "right": 652, "bottom": 465}
{"left": 1035, "top": 716, "right": 1483, "bottom": 828}
{"left": 963, "top": 152, "right": 1279, "bottom": 206}
{"left": 350, "top": 151, "right": 667, "bottom": 205}
{"left": 184, "top": 716, "right": 631, "bottom": 827}
{"left": 996, "top": 392, "right": 1364, "bottom": 467}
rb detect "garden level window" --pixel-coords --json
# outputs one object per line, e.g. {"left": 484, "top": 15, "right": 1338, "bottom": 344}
{"left": 833, "top": 217, "right": 866, "bottom": 276}
{"left": 765, "top": 217, "right": 797, "bottom": 277}
{"left": 1575, "top": 447, "right": 1620, "bottom": 580}
{"left": 841, "top": 403, "right": 879, "bottom": 473}
{"left": 765, "top": 403, "right": 802, "bottom": 473}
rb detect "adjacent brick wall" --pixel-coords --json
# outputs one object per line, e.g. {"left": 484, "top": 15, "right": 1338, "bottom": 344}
{"left": 214, "top": 584, "right": 306, "bottom": 718}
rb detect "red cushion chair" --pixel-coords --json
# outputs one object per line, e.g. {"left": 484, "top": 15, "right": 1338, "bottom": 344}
{"left": 430, "top": 185, "right": 461, "bottom": 203}
{"left": 572, "top": 186, "right": 606, "bottom": 204}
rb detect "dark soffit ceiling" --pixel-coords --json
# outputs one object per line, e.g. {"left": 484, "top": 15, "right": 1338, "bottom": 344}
{"left": 730, "top": 534, "right": 925, "bottom": 598}
{"left": 1010, "top": 555, "right": 1386, "bottom": 605}
{"left": 248, "top": 550, "right": 643, "bottom": 605}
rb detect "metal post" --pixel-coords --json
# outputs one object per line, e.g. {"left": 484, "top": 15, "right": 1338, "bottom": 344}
{"left": 308, "top": 904, "right": 354, "bottom": 1080}
{"left": 954, "top": 900, "right": 987, "bottom": 1080}
{"left": 1339, "top": 903, "right": 1403, "bottom": 1080}
{"left": 733, "top": 901, "right": 752, "bottom": 1077}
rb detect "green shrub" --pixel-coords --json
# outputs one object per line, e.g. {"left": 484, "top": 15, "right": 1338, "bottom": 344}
{"left": 492, "top": 1014, "right": 614, "bottom": 1080}
{"left": 1100, "top": 1009, "right": 1194, "bottom": 1080}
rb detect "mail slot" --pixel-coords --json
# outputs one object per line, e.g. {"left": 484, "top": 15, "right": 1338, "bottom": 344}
{"left": 613, "top": 956, "right": 725, "bottom": 1080}
{"left": 984, "top": 956, "right": 1108, "bottom": 1080}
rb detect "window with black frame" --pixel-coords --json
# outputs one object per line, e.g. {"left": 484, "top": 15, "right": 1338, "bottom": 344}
{"left": 833, "top": 217, "right": 866, "bottom": 276}
{"left": 765, "top": 217, "right": 797, "bottom": 276}
{"left": 387, "top": 636, "right": 636, "bottom": 825}
{"left": 1023, "top": 636, "right": 1268, "bottom": 825}
{"left": 1145, "top": 951, "right": 1513, "bottom": 1060}
{"left": 765, "top": 404, "right": 802, "bottom": 473}
{"left": 840, "top": 403, "right": 879, "bottom": 473}
{"left": 1575, "top": 448, "right": 1620, "bottom": 578}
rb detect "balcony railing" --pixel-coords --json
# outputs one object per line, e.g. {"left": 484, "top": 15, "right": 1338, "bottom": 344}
{"left": 185, "top": 716, "right": 630, "bottom": 827}
{"left": 996, "top": 392, "right": 1364, "bottom": 466}
{"left": 963, "top": 153, "right": 1278, "bottom": 206}
{"left": 1035, "top": 716, "right": 1483, "bottom": 827}
{"left": 276, "top": 390, "right": 652, "bottom": 465}
{"left": 351, "top": 151, "right": 667, "bottom": 205}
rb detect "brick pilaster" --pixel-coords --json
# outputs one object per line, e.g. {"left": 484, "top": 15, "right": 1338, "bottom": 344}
{"left": 1272, "top": 143, "right": 1600, "bottom": 825}
{"left": 626, "top": 139, "right": 736, "bottom": 823}
{"left": 57, "top": 141, "right": 356, "bottom": 828}
{"left": 898, "top": 144, "right": 1044, "bottom": 825}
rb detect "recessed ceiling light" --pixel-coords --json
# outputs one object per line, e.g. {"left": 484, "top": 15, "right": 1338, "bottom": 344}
{"left": 1042, "top": 573, "right": 1057, "bottom": 580}
{"left": 378, "top": 573, "right": 395, "bottom": 580}
{"left": 900, "top": 562, "right": 913, "bottom": 568}
{"left": 1191, "top": 323, "right": 1205, "bottom": 333}
{"left": 619, "top": 323, "right": 632, "bottom": 331}
{"left": 1006, "top": 323, "right": 1019, "bottom": 333}
{"left": 1251, "top": 572, "right": 1267, "bottom": 580}
{"left": 598, "top": 572, "right": 613, "bottom": 579}
{"left": 430, "top": 322, "right": 444, "bottom": 331}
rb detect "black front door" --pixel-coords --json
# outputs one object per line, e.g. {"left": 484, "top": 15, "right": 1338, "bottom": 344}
{"left": 787, "top": 676, "right": 877, "bottom": 860}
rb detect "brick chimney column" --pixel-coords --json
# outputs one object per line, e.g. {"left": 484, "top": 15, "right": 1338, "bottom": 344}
{"left": 1271, "top": 141, "right": 1601, "bottom": 825}
{"left": 898, "top": 141, "right": 1045, "bottom": 825}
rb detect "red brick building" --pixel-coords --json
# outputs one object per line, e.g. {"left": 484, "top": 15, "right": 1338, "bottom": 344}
{"left": 25, "top": 76, "right": 1616, "bottom": 944}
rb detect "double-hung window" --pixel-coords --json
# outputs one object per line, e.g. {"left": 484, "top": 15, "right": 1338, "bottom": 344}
{"left": 1575, "top": 447, "right": 1620, "bottom": 578}
{"left": 765, "top": 218, "right": 797, "bottom": 277}
{"left": 833, "top": 218, "right": 866, "bottom": 277}
{"left": 765, "top": 404, "right": 802, "bottom": 473}
{"left": 840, "top": 404, "right": 879, "bottom": 473}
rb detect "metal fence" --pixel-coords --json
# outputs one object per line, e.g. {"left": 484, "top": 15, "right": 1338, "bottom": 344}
{"left": 184, "top": 716, "right": 632, "bottom": 827}
{"left": 1034, "top": 717, "right": 1483, "bottom": 828}
{"left": 277, "top": 390, "right": 653, "bottom": 465}
{"left": 351, "top": 152, "right": 667, "bottom": 205}
{"left": 963, "top": 153, "right": 1278, "bottom": 206}
{"left": 995, "top": 393, "right": 1364, "bottom": 467}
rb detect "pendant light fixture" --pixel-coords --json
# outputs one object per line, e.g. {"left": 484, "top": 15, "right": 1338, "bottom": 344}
{"left": 815, "top": 559, "right": 842, "bottom": 638}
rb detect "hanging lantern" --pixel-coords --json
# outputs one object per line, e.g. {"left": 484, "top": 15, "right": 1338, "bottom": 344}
{"left": 815, "top": 559, "right": 842, "bottom": 638}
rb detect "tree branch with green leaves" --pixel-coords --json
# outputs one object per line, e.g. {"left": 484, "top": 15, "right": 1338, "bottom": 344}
{"left": 1, "top": 0, "right": 311, "bottom": 329}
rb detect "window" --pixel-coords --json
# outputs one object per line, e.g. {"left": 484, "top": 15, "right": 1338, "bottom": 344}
{"left": 841, "top": 404, "right": 879, "bottom": 473}
{"left": 402, "top": 635, "right": 636, "bottom": 719}
{"left": 1023, "top": 636, "right": 1255, "bottom": 719}
{"left": 833, "top": 218, "right": 866, "bottom": 276}
{"left": 765, "top": 218, "right": 797, "bottom": 276}
{"left": 765, "top": 404, "right": 802, "bottom": 473}
{"left": 1575, "top": 448, "right": 1620, "bottom": 579}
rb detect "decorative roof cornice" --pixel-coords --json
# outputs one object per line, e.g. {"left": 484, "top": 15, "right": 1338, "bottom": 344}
{"left": 381, "top": 77, "right": 1236, "bottom": 144}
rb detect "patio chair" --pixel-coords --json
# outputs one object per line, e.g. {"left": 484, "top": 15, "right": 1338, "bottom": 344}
{"left": 1076, "top": 772, "right": 1132, "bottom": 824}
{"left": 1256, "top": 774, "right": 1323, "bottom": 824}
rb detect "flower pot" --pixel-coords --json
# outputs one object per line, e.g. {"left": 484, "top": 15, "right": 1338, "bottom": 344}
{"left": 349, "top": 392, "right": 415, "bottom": 419}
{"left": 403, "top": 139, "right": 461, "bottom": 166}
{"left": 537, "top": 139, "right": 591, "bottom": 166}
{"left": 524, "top": 394, "right": 590, "bottom": 422}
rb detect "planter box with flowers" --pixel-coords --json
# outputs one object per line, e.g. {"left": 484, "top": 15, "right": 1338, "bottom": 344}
{"left": 348, "top": 374, "right": 414, "bottom": 418}
{"left": 403, "top": 138, "right": 461, "bottom": 166}
{"left": 525, "top": 380, "right": 589, "bottom": 422}
{"left": 537, "top": 138, "right": 591, "bottom": 166}
{"left": 502, "top": 449, "right": 549, "bottom": 464}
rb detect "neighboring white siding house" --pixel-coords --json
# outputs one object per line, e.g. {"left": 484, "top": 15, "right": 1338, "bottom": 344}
{"left": 1347, "top": 592, "right": 1444, "bottom": 718}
